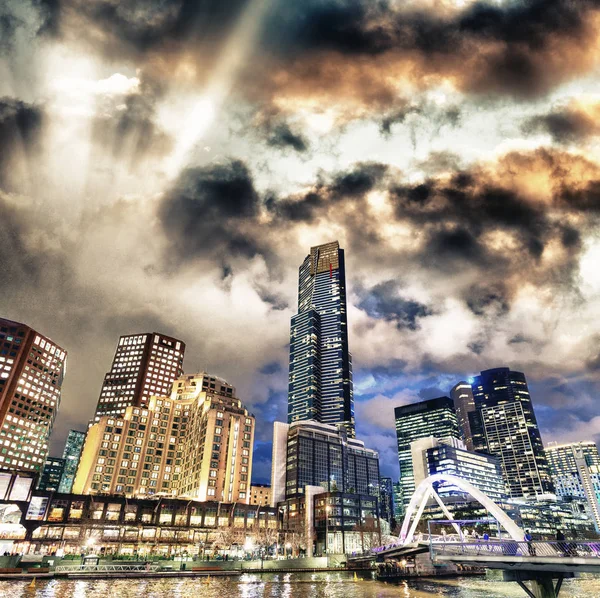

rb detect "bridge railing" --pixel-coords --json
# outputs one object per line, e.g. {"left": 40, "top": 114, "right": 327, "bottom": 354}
{"left": 55, "top": 562, "right": 161, "bottom": 573}
{"left": 431, "top": 540, "right": 600, "bottom": 560}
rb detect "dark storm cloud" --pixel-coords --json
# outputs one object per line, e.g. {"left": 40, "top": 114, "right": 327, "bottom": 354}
{"left": 267, "top": 0, "right": 600, "bottom": 98}
{"left": 92, "top": 84, "right": 173, "bottom": 166}
{"left": 273, "top": 162, "right": 387, "bottom": 222}
{"left": 56, "top": 0, "right": 253, "bottom": 68}
{"left": 158, "top": 158, "right": 265, "bottom": 263}
{"left": 466, "top": 283, "right": 510, "bottom": 317}
{"left": 266, "top": 122, "right": 309, "bottom": 152}
{"left": 523, "top": 103, "right": 600, "bottom": 144}
{"left": 0, "top": 98, "right": 44, "bottom": 190}
{"left": 357, "top": 280, "right": 432, "bottom": 330}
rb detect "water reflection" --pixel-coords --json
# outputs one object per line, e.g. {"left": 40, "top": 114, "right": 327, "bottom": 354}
{"left": 1, "top": 573, "right": 599, "bottom": 597}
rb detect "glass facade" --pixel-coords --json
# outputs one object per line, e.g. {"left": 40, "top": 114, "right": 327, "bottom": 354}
{"left": 395, "top": 397, "right": 460, "bottom": 511}
{"left": 379, "top": 476, "right": 394, "bottom": 524}
{"left": 93, "top": 332, "right": 185, "bottom": 422}
{"left": 425, "top": 441, "right": 506, "bottom": 502}
{"left": 38, "top": 457, "right": 65, "bottom": 491}
{"left": 546, "top": 441, "right": 600, "bottom": 531}
{"left": 450, "top": 381, "right": 476, "bottom": 450}
{"left": 284, "top": 421, "right": 379, "bottom": 499}
{"left": 0, "top": 318, "right": 67, "bottom": 473}
{"left": 58, "top": 430, "right": 86, "bottom": 493}
{"left": 288, "top": 241, "right": 354, "bottom": 437}
{"left": 470, "top": 368, "right": 554, "bottom": 498}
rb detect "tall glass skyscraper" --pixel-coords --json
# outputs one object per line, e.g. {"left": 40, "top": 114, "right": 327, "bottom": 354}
{"left": 58, "top": 429, "right": 86, "bottom": 493}
{"left": 288, "top": 241, "right": 354, "bottom": 437}
{"left": 470, "top": 367, "right": 554, "bottom": 498}
{"left": 394, "top": 397, "right": 460, "bottom": 512}
{"left": 450, "top": 381, "right": 476, "bottom": 450}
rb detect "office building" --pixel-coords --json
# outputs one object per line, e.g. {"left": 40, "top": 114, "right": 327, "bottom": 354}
{"left": 74, "top": 372, "right": 254, "bottom": 503}
{"left": 393, "top": 481, "right": 403, "bottom": 519}
{"left": 271, "top": 421, "right": 379, "bottom": 503}
{"left": 58, "top": 430, "right": 86, "bottom": 494}
{"left": 395, "top": 397, "right": 460, "bottom": 510}
{"left": 411, "top": 436, "right": 506, "bottom": 502}
{"left": 379, "top": 477, "right": 395, "bottom": 524}
{"left": 92, "top": 332, "right": 185, "bottom": 423}
{"left": 470, "top": 367, "right": 554, "bottom": 498}
{"left": 0, "top": 318, "right": 67, "bottom": 473}
{"left": 37, "top": 457, "right": 65, "bottom": 491}
{"left": 546, "top": 441, "right": 600, "bottom": 531}
{"left": 288, "top": 241, "right": 354, "bottom": 437}
{"left": 249, "top": 484, "right": 272, "bottom": 506}
{"left": 450, "top": 381, "right": 476, "bottom": 450}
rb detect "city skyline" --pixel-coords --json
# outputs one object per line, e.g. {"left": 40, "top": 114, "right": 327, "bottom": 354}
{"left": 4, "top": 0, "right": 600, "bottom": 489}
{"left": 3, "top": 308, "right": 599, "bottom": 485}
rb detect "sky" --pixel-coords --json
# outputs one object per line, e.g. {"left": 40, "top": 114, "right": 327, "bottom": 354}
{"left": 2, "top": 0, "right": 600, "bottom": 484}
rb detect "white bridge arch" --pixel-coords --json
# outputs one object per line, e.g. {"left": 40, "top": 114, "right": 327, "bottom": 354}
{"left": 399, "top": 473, "right": 524, "bottom": 544}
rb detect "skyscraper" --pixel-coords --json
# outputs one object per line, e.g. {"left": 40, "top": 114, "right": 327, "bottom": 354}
{"left": 58, "top": 429, "right": 86, "bottom": 493}
{"left": 37, "top": 457, "right": 65, "bottom": 491}
{"left": 470, "top": 367, "right": 554, "bottom": 498}
{"left": 288, "top": 241, "right": 354, "bottom": 437}
{"left": 271, "top": 420, "right": 379, "bottom": 503}
{"left": 450, "top": 381, "right": 476, "bottom": 450}
{"left": 92, "top": 332, "right": 185, "bottom": 423}
{"left": 546, "top": 441, "right": 600, "bottom": 530}
{"left": 0, "top": 318, "right": 67, "bottom": 473}
{"left": 379, "top": 477, "right": 395, "bottom": 525}
{"left": 394, "top": 397, "right": 460, "bottom": 512}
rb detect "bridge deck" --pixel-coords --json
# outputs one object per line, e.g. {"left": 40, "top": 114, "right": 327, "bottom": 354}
{"left": 431, "top": 541, "right": 600, "bottom": 574}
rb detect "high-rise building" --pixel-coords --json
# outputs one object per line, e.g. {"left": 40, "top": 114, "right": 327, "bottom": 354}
{"left": 470, "top": 367, "right": 554, "bottom": 498}
{"left": 379, "top": 477, "right": 395, "bottom": 525}
{"left": 271, "top": 421, "right": 379, "bottom": 503}
{"left": 174, "top": 373, "right": 254, "bottom": 503}
{"left": 392, "top": 481, "right": 403, "bottom": 520}
{"left": 394, "top": 397, "right": 460, "bottom": 511}
{"left": 410, "top": 436, "right": 506, "bottom": 502}
{"left": 58, "top": 430, "right": 86, "bottom": 493}
{"left": 92, "top": 332, "right": 185, "bottom": 423}
{"left": 450, "top": 381, "right": 476, "bottom": 450}
{"left": 288, "top": 241, "right": 354, "bottom": 437}
{"left": 75, "top": 372, "right": 254, "bottom": 503}
{"left": 0, "top": 318, "right": 67, "bottom": 473}
{"left": 38, "top": 457, "right": 65, "bottom": 491}
{"left": 546, "top": 441, "right": 600, "bottom": 531}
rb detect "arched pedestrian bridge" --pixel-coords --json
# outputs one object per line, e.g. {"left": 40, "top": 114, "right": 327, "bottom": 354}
{"left": 360, "top": 473, "right": 600, "bottom": 597}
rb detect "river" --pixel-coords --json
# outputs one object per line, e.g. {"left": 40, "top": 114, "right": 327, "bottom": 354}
{"left": 1, "top": 572, "right": 600, "bottom": 597}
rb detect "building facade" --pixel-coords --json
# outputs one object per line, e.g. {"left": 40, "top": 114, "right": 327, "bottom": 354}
{"left": 0, "top": 318, "right": 67, "bottom": 473}
{"left": 450, "top": 381, "right": 476, "bottom": 450}
{"left": 92, "top": 332, "right": 185, "bottom": 423}
{"left": 37, "top": 458, "right": 65, "bottom": 492}
{"left": 19, "top": 491, "right": 279, "bottom": 557}
{"left": 249, "top": 484, "right": 272, "bottom": 506}
{"left": 470, "top": 368, "right": 554, "bottom": 498}
{"left": 394, "top": 397, "right": 460, "bottom": 512}
{"left": 58, "top": 430, "right": 86, "bottom": 494}
{"left": 379, "top": 477, "right": 394, "bottom": 525}
{"left": 174, "top": 374, "right": 254, "bottom": 503}
{"left": 410, "top": 436, "right": 506, "bottom": 502}
{"left": 75, "top": 373, "right": 254, "bottom": 503}
{"left": 288, "top": 241, "right": 354, "bottom": 437}
{"left": 272, "top": 421, "right": 379, "bottom": 503}
{"left": 546, "top": 441, "right": 600, "bottom": 531}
